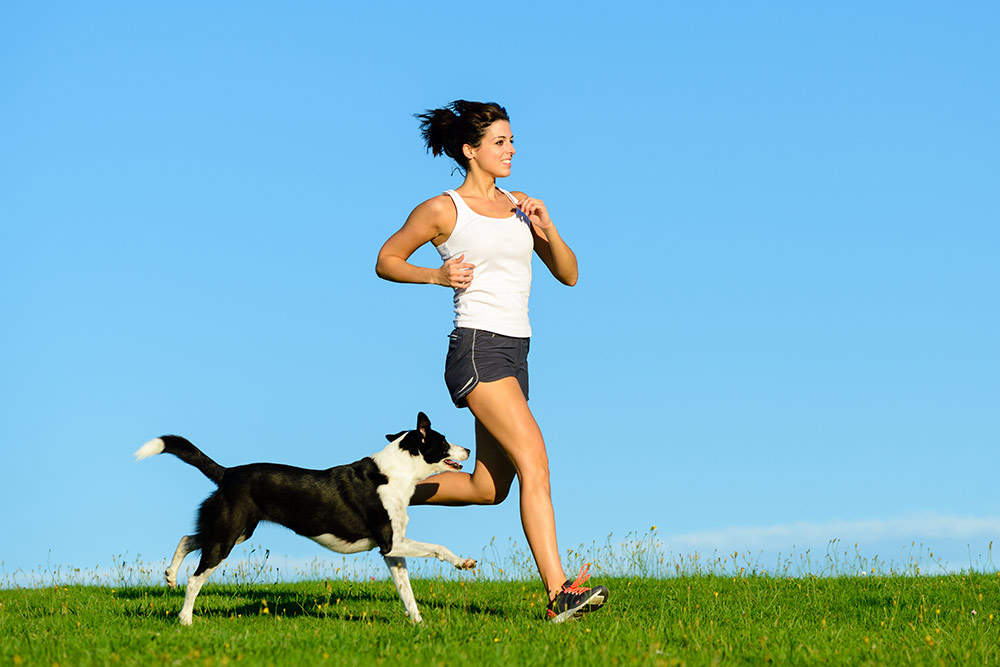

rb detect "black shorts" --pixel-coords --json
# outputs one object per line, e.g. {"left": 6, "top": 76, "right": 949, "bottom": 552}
{"left": 444, "top": 328, "right": 529, "bottom": 408}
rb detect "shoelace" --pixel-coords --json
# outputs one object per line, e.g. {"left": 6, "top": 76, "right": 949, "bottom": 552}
{"left": 563, "top": 563, "right": 592, "bottom": 594}
{"left": 547, "top": 564, "right": 596, "bottom": 618}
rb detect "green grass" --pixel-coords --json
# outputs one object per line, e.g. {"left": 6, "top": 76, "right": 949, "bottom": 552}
{"left": 3, "top": 572, "right": 1000, "bottom": 665}
{"left": 3, "top": 534, "right": 999, "bottom": 665}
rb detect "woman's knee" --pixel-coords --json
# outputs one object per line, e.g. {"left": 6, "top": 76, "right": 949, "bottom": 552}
{"left": 471, "top": 478, "right": 513, "bottom": 505}
{"left": 515, "top": 458, "right": 552, "bottom": 496}
{"left": 516, "top": 449, "right": 550, "bottom": 481}
{"left": 489, "top": 482, "right": 512, "bottom": 505}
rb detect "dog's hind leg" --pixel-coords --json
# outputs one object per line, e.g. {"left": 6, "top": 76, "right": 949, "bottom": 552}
{"left": 178, "top": 562, "right": 218, "bottom": 626}
{"left": 176, "top": 524, "right": 250, "bottom": 625}
{"left": 166, "top": 535, "right": 199, "bottom": 588}
{"left": 176, "top": 529, "right": 254, "bottom": 625}
{"left": 384, "top": 556, "right": 421, "bottom": 624}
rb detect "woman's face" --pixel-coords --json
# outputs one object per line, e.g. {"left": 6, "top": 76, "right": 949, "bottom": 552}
{"left": 467, "top": 120, "right": 515, "bottom": 177}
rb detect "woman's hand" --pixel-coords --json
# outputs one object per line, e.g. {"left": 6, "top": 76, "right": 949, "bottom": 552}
{"left": 437, "top": 253, "right": 475, "bottom": 289}
{"left": 517, "top": 197, "right": 553, "bottom": 231}
{"left": 512, "top": 191, "right": 578, "bottom": 287}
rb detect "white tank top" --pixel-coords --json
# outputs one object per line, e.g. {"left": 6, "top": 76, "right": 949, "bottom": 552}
{"left": 436, "top": 188, "right": 534, "bottom": 338}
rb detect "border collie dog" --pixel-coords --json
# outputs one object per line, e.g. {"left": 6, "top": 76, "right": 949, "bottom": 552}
{"left": 134, "top": 412, "right": 476, "bottom": 625}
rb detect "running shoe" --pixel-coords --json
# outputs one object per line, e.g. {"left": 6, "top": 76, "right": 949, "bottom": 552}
{"left": 546, "top": 563, "right": 609, "bottom": 623}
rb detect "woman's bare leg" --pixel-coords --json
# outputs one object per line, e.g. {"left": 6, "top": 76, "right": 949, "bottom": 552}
{"left": 463, "top": 377, "right": 567, "bottom": 599}
{"left": 411, "top": 419, "right": 516, "bottom": 506}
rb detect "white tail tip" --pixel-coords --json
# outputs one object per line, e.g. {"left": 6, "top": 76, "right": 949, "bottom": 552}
{"left": 134, "top": 438, "right": 166, "bottom": 461}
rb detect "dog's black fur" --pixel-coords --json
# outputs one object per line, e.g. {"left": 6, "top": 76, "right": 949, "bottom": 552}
{"left": 135, "top": 412, "right": 475, "bottom": 625}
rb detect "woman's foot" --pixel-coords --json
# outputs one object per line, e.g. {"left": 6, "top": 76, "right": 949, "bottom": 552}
{"left": 546, "top": 564, "right": 609, "bottom": 623}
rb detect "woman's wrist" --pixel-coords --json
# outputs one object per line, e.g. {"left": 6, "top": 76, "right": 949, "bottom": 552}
{"left": 377, "top": 257, "right": 436, "bottom": 286}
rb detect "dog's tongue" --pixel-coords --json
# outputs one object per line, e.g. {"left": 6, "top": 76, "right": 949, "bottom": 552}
{"left": 446, "top": 459, "right": 463, "bottom": 470}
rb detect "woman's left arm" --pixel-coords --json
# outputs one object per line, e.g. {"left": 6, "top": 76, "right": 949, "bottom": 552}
{"left": 513, "top": 192, "right": 579, "bottom": 287}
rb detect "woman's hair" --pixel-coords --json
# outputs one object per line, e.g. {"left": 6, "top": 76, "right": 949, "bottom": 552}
{"left": 416, "top": 100, "right": 509, "bottom": 170}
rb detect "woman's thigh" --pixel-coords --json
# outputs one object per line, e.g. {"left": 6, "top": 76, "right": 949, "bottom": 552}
{"left": 466, "top": 377, "right": 549, "bottom": 477}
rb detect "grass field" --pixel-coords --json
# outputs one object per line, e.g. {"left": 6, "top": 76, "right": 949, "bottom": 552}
{"left": 3, "top": 536, "right": 999, "bottom": 665}
{"left": 4, "top": 572, "right": 1000, "bottom": 665}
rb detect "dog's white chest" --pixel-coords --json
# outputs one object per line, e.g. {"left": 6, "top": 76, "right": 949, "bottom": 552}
{"left": 309, "top": 534, "right": 376, "bottom": 554}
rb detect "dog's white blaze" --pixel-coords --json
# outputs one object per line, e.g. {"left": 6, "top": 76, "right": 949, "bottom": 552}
{"left": 134, "top": 438, "right": 165, "bottom": 460}
{"left": 310, "top": 534, "right": 376, "bottom": 554}
{"left": 447, "top": 443, "right": 469, "bottom": 464}
{"left": 371, "top": 436, "right": 471, "bottom": 482}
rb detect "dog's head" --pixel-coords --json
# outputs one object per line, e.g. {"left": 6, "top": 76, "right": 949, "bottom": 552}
{"left": 383, "top": 412, "right": 470, "bottom": 477}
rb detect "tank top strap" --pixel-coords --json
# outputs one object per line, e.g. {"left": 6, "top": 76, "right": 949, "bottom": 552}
{"left": 496, "top": 187, "right": 520, "bottom": 207}
{"left": 443, "top": 189, "right": 471, "bottom": 215}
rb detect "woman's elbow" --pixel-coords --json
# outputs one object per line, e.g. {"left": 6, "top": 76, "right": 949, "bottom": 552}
{"left": 375, "top": 255, "right": 393, "bottom": 281}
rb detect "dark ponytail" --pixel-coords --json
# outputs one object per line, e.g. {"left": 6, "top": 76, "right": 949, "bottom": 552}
{"left": 416, "top": 100, "right": 509, "bottom": 170}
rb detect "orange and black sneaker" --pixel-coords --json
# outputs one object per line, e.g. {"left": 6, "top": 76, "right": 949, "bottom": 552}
{"left": 546, "top": 564, "right": 609, "bottom": 623}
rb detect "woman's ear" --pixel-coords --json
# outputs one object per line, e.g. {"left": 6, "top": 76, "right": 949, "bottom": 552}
{"left": 462, "top": 144, "right": 476, "bottom": 160}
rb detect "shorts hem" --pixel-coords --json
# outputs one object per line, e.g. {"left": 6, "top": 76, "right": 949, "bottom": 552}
{"left": 452, "top": 372, "right": 527, "bottom": 409}
{"left": 445, "top": 328, "right": 529, "bottom": 408}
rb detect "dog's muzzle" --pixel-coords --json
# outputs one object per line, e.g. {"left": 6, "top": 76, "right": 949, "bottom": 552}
{"left": 445, "top": 446, "right": 471, "bottom": 470}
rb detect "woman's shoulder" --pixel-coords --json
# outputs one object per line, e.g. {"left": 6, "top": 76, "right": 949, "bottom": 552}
{"left": 416, "top": 192, "right": 457, "bottom": 212}
{"left": 409, "top": 193, "right": 457, "bottom": 219}
{"left": 403, "top": 193, "right": 458, "bottom": 236}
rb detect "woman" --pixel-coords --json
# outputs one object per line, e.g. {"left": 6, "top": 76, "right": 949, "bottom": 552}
{"left": 375, "top": 100, "right": 607, "bottom": 622}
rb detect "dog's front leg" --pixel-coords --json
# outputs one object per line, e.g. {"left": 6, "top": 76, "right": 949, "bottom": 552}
{"left": 385, "top": 538, "right": 477, "bottom": 570}
{"left": 384, "top": 556, "right": 421, "bottom": 623}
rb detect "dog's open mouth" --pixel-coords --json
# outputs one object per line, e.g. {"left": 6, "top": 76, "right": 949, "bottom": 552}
{"left": 445, "top": 459, "right": 463, "bottom": 470}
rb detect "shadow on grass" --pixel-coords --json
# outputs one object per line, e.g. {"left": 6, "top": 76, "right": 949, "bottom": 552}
{"left": 113, "top": 582, "right": 507, "bottom": 623}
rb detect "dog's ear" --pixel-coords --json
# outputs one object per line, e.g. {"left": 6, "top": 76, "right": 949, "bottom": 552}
{"left": 385, "top": 430, "right": 405, "bottom": 442}
{"left": 416, "top": 412, "right": 431, "bottom": 436}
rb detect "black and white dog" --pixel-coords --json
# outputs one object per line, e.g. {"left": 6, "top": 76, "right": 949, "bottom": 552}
{"left": 134, "top": 412, "right": 476, "bottom": 625}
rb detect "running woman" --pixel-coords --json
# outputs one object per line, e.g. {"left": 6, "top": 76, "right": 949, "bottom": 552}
{"left": 375, "top": 100, "right": 608, "bottom": 622}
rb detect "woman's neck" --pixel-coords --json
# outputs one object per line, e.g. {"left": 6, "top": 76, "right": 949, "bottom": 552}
{"left": 457, "top": 170, "right": 500, "bottom": 199}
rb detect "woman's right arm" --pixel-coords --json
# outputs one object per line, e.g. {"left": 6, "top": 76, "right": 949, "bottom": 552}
{"left": 376, "top": 196, "right": 475, "bottom": 288}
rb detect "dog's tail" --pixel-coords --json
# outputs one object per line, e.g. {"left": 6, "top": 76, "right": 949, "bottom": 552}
{"left": 134, "top": 435, "right": 226, "bottom": 484}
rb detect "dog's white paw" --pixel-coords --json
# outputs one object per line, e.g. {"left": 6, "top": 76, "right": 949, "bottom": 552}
{"left": 179, "top": 612, "right": 193, "bottom": 626}
{"left": 457, "top": 558, "right": 477, "bottom": 570}
{"left": 165, "top": 570, "right": 177, "bottom": 588}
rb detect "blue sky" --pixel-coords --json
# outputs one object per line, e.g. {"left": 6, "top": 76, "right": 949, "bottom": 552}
{"left": 2, "top": 2, "right": 998, "bottom": 584}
